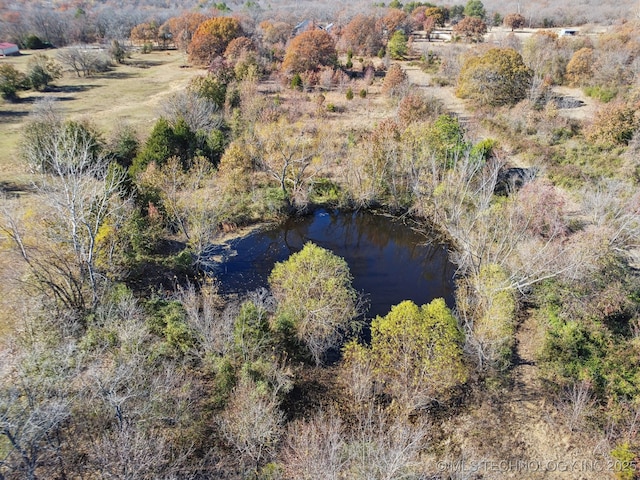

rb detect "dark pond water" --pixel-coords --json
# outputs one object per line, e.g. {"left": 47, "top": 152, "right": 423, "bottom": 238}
{"left": 205, "top": 209, "right": 456, "bottom": 319}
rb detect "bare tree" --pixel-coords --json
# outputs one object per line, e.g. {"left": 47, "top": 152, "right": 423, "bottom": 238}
{"left": 281, "top": 410, "right": 346, "bottom": 480}
{"left": 280, "top": 403, "right": 431, "bottom": 479}
{"left": 218, "top": 378, "right": 285, "bottom": 474}
{"left": 138, "top": 156, "right": 221, "bottom": 268}
{"left": 57, "top": 46, "right": 111, "bottom": 78}
{"left": 560, "top": 380, "right": 595, "bottom": 432}
{"left": 0, "top": 343, "right": 73, "bottom": 480}
{"left": 177, "top": 280, "right": 234, "bottom": 357}
{"left": 3, "top": 108, "right": 130, "bottom": 311}
{"left": 346, "top": 405, "right": 430, "bottom": 479}
{"left": 249, "top": 121, "right": 329, "bottom": 208}
{"left": 160, "top": 90, "right": 223, "bottom": 134}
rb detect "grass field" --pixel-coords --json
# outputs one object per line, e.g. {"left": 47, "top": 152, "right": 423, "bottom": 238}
{"left": 0, "top": 48, "right": 208, "bottom": 186}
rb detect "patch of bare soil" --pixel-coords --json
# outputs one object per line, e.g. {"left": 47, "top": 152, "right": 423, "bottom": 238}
{"left": 401, "top": 64, "right": 468, "bottom": 118}
{"left": 552, "top": 86, "right": 597, "bottom": 122}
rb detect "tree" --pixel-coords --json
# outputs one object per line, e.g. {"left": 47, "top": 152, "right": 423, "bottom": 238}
{"left": 422, "top": 16, "right": 436, "bottom": 41}
{"left": 269, "top": 242, "right": 361, "bottom": 365}
{"left": 424, "top": 114, "right": 467, "bottom": 162}
{"left": 224, "top": 36, "right": 255, "bottom": 62}
{"left": 0, "top": 344, "right": 73, "bottom": 480}
{"left": 340, "top": 14, "right": 383, "bottom": 56}
{"left": 281, "top": 29, "right": 337, "bottom": 75}
{"left": 346, "top": 299, "right": 467, "bottom": 410}
{"left": 108, "top": 39, "right": 126, "bottom": 64}
{"left": 452, "top": 16, "right": 487, "bottom": 42}
{"left": 397, "top": 92, "right": 444, "bottom": 126}
{"left": 464, "top": 0, "right": 486, "bottom": 19}
{"left": 0, "top": 64, "right": 27, "bottom": 101}
{"left": 57, "top": 46, "right": 110, "bottom": 77}
{"left": 189, "top": 59, "right": 234, "bottom": 110}
{"left": 522, "top": 31, "right": 568, "bottom": 86}
{"left": 26, "top": 54, "right": 62, "bottom": 91}
{"left": 565, "top": 47, "right": 594, "bottom": 87}
{"left": 161, "top": 12, "right": 208, "bottom": 52}
{"left": 8, "top": 108, "right": 128, "bottom": 310}
{"left": 585, "top": 102, "right": 640, "bottom": 147}
{"left": 388, "top": 30, "right": 408, "bottom": 59}
{"left": 138, "top": 157, "right": 221, "bottom": 263}
{"left": 131, "top": 116, "right": 219, "bottom": 175}
{"left": 503, "top": 12, "right": 525, "bottom": 31}
{"left": 129, "top": 21, "right": 159, "bottom": 46}
{"left": 378, "top": 9, "right": 409, "bottom": 36}
{"left": 456, "top": 47, "right": 532, "bottom": 106}
{"left": 450, "top": 4, "right": 466, "bottom": 21}
{"left": 160, "top": 90, "right": 223, "bottom": 134}
{"left": 381, "top": 63, "right": 408, "bottom": 96}
{"left": 188, "top": 16, "right": 243, "bottom": 65}
{"left": 20, "top": 105, "right": 102, "bottom": 174}
{"left": 457, "top": 264, "right": 517, "bottom": 370}
{"left": 248, "top": 121, "right": 326, "bottom": 207}
{"left": 424, "top": 6, "right": 447, "bottom": 27}
{"left": 218, "top": 378, "right": 284, "bottom": 473}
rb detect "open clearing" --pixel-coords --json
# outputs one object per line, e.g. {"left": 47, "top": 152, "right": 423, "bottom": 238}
{"left": 0, "top": 49, "right": 208, "bottom": 186}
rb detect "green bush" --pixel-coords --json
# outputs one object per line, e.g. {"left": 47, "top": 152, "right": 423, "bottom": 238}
{"left": 23, "top": 34, "right": 50, "bottom": 49}
{"left": 346, "top": 87, "right": 354, "bottom": 100}
{"left": 470, "top": 138, "right": 497, "bottom": 160}
{"left": 309, "top": 177, "right": 342, "bottom": 204}
{"left": 611, "top": 442, "right": 637, "bottom": 480}
{"left": 388, "top": 30, "right": 408, "bottom": 60}
{"left": 583, "top": 85, "right": 618, "bottom": 103}
{"left": 145, "top": 298, "right": 195, "bottom": 355}
{"left": 209, "top": 355, "right": 237, "bottom": 407}
{"left": 234, "top": 301, "right": 272, "bottom": 359}
{"left": 290, "top": 73, "right": 302, "bottom": 90}
{"left": 0, "top": 64, "right": 28, "bottom": 101}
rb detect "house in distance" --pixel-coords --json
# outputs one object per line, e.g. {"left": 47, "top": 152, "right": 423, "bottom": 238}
{"left": 0, "top": 43, "right": 20, "bottom": 56}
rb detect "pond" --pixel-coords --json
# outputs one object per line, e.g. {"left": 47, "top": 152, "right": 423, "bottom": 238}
{"left": 205, "top": 209, "right": 456, "bottom": 319}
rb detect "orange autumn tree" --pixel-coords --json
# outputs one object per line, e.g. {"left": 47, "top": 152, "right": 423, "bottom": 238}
{"left": 162, "top": 12, "right": 209, "bottom": 52}
{"left": 340, "top": 14, "right": 383, "bottom": 56}
{"left": 188, "top": 16, "right": 243, "bottom": 65}
{"left": 281, "top": 29, "right": 337, "bottom": 75}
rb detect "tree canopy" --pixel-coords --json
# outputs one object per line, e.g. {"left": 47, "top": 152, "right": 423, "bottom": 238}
{"left": 456, "top": 47, "right": 533, "bottom": 106}
{"left": 345, "top": 299, "right": 467, "bottom": 409}
{"left": 340, "top": 14, "right": 383, "bottom": 56}
{"left": 269, "top": 242, "right": 360, "bottom": 364}
{"left": 188, "top": 16, "right": 243, "bottom": 65}
{"left": 453, "top": 16, "right": 487, "bottom": 42}
{"left": 281, "top": 29, "right": 337, "bottom": 75}
{"left": 504, "top": 12, "right": 526, "bottom": 31}
{"left": 463, "top": 0, "right": 486, "bottom": 19}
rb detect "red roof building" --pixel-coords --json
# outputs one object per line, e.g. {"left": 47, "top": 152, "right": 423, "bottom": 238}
{"left": 0, "top": 43, "right": 20, "bottom": 56}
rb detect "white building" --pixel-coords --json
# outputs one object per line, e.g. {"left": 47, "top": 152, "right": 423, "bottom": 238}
{"left": 559, "top": 29, "right": 578, "bottom": 37}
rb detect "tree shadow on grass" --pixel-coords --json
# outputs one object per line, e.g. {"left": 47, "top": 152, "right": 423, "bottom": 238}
{"left": 0, "top": 110, "right": 30, "bottom": 120}
{"left": 126, "top": 59, "right": 165, "bottom": 69}
{"left": 48, "top": 84, "right": 101, "bottom": 93}
{"left": 96, "top": 70, "right": 139, "bottom": 80}
{"left": 0, "top": 181, "right": 35, "bottom": 195}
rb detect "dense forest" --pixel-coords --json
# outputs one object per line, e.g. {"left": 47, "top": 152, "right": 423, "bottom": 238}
{"left": 1, "top": 0, "right": 640, "bottom": 478}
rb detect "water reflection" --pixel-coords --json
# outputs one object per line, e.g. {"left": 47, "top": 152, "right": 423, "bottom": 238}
{"left": 206, "top": 209, "right": 455, "bottom": 318}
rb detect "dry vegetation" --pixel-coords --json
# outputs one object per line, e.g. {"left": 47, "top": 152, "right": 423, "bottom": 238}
{"left": 1, "top": 0, "right": 640, "bottom": 479}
